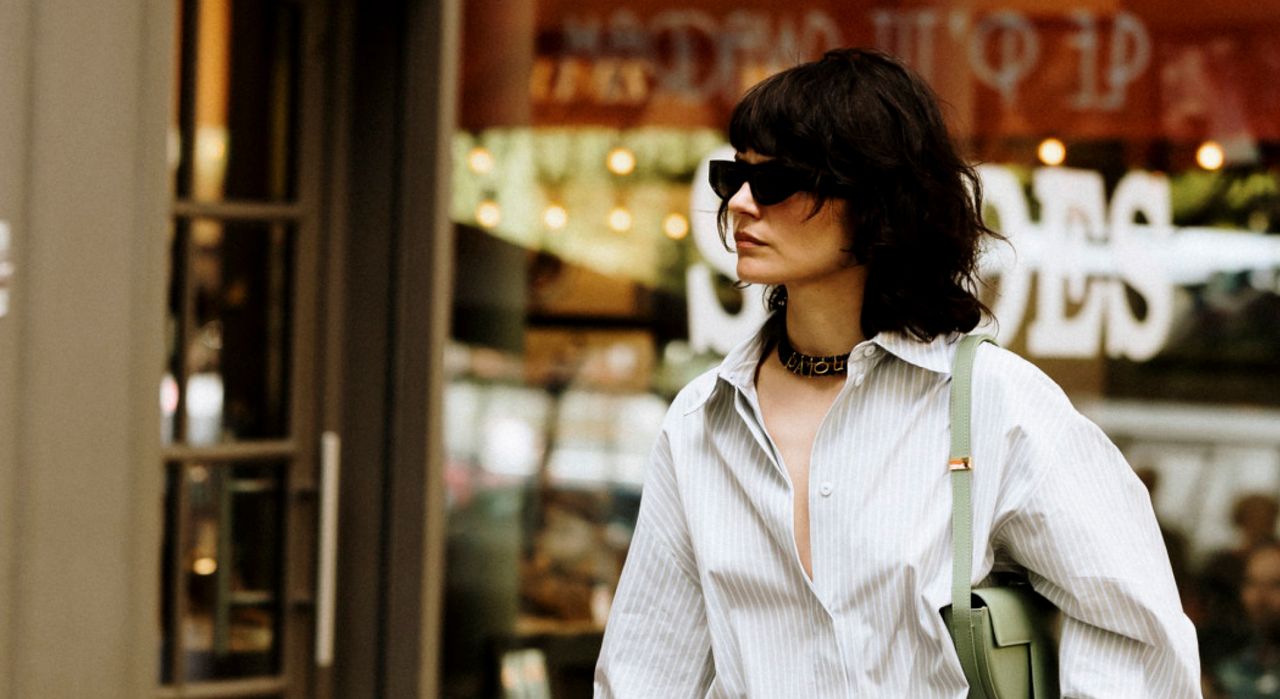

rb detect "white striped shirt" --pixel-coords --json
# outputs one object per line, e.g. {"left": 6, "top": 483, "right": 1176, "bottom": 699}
{"left": 595, "top": 321, "right": 1200, "bottom": 698}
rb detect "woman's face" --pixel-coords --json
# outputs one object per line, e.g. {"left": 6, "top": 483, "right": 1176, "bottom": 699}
{"left": 728, "top": 151, "right": 854, "bottom": 287}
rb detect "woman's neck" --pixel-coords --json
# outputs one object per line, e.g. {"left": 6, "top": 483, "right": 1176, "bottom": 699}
{"left": 782, "top": 266, "right": 868, "bottom": 356}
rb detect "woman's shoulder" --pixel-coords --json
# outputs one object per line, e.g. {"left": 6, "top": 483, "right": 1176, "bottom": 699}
{"left": 972, "top": 341, "right": 1070, "bottom": 400}
{"left": 648, "top": 368, "right": 723, "bottom": 453}
{"left": 968, "top": 341, "right": 1132, "bottom": 485}
{"left": 969, "top": 340, "right": 1079, "bottom": 424}
{"left": 666, "top": 366, "right": 723, "bottom": 420}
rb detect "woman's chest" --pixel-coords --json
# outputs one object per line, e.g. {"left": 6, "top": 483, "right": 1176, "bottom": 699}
{"left": 758, "top": 383, "right": 844, "bottom": 483}
{"left": 681, "top": 413, "right": 961, "bottom": 583}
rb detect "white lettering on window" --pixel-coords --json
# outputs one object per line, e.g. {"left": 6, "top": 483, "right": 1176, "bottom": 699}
{"left": 1068, "top": 10, "right": 1151, "bottom": 111}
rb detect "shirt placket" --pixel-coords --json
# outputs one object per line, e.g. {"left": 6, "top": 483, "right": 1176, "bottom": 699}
{"left": 810, "top": 342, "right": 880, "bottom": 575}
{"left": 808, "top": 343, "right": 880, "bottom": 696}
{"left": 732, "top": 384, "right": 852, "bottom": 697}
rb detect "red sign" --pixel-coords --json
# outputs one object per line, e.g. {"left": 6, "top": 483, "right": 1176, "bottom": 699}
{"left": 462, "top": 1, "right": 1280, "bottom": 141}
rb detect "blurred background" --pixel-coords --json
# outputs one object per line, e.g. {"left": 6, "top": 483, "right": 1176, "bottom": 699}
{"left": 1, "top": 0, "right": 1279, "bottom": 698}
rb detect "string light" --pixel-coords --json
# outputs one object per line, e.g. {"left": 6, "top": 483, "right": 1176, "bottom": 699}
{"left": 476, "top": 200, "right": 502, "bottom": 228}
{"left": 663, "top": 213, "right": 690, "bottom": 240}
{"left": 543, "top": 204, "right": 568, "bottom": 230}
{"left": 468, "top": 146, "right": 495, "bottom": 175}
{"left": 1037, "top": 138, "right": 1066, "bottom": 167}
{"left": 607, "top": 207, "right": 633, "bottom": 233}
{"left": 1196, "top": 141, "right": 1225, "bottom": 171}
{"left": 193, "top": 557, "right": 218, "bottom": 576}
{"left": 606, "top": 147, "right": 636, "bottom": 176}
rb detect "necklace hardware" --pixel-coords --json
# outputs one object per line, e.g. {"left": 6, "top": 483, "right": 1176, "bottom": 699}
{"left": 777, "top": 334, "right": 851, "bottom": 378}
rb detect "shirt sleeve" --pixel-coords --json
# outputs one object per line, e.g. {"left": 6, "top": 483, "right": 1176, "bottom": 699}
{"left": 595, "top": 428, "right": 715, "bottom": 698}
{"left": 990, "top": 364, "right": 1201, "bottom": 698}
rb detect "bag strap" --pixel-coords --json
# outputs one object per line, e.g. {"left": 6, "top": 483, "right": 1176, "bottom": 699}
{"left": 949, "top": 334, "right": 996, "bottom": 694}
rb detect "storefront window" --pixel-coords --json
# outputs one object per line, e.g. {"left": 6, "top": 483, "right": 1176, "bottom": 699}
{"left": 445, "top": 2, "right": 1280, "bottom": 696}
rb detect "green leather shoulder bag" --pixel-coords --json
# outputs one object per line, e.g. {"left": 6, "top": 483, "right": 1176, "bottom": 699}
{"left": 941, "top": 335, "right": 1060, "bottom": 699}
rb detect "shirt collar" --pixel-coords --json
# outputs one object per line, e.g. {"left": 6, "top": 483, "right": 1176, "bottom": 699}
{"left": 714, "top": 316, "right": 962, "bottom": 378}
{"left": 870, "top": 330, "right": 963, "bottom": 375}
{"left": 714, "top": 318, "right": 773, "bottom": 393}
{"left": 680, "top": 317, "right": 771, "bottom": 415}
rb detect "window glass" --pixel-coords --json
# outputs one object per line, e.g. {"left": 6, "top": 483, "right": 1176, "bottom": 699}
{"left": 444, "top": 2, "right": 1280, "bottom": 696}
{"left": 173, "top": 0, "right": 300, "bottom": 202}
{"left": 161, "top": 460, "right": 287, "bottom": 682}
{"left": 172, "top": 219, "right": 295, "bottom": 444}
{"left": 161, "top": 0, "right": 307, "bottom": 693}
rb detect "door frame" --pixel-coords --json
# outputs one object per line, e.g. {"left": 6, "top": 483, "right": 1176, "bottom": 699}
{"left": 327, "top": 0, "right": 459, "bottom": 697}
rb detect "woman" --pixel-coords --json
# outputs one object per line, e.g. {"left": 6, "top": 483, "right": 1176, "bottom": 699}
{"left": 595, "top": 48, "right": 1199, "bottom": 697}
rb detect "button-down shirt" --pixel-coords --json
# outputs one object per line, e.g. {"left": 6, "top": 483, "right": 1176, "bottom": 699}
{"left": 595, "top": 322, "right": 1200, "bottom": 697}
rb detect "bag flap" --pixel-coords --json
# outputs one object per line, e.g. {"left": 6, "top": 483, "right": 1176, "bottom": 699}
{"left": 971, "top": 586, "right": 1055, "bottom": 647}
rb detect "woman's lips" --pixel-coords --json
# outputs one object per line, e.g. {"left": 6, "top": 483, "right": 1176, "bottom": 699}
{"left": 734, "top": 231, "right": 765, "bottom": 247}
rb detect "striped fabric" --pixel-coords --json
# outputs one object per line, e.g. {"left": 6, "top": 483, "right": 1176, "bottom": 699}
{"left": 595, "top": 320, "right": 1200, "bottom": 698}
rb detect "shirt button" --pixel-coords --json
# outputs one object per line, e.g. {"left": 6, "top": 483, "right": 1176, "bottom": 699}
{"left": 862, "top": 346, "right": 876, "bottom": 357}
{"left": 854, "top": 373, "right": 866, "bottom": 387}
{"left": 819, "top": 482, "right": 834, "bottom": 497}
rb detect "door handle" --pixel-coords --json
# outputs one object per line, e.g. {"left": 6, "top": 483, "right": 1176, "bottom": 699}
{"left": 316, "top": 431, "right": 341, "bottom": 667}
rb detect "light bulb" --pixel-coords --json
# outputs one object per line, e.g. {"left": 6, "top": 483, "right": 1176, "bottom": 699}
{"left": 1196, "top": 141, "right": 1225, "bottom": 171}
{"left": 468, "top": 146, "right": 495, "bottom": 175}
{"left": 476, "top": 200, "right": 501, "bottom": 228}
{"left": 543, "top": 204, "right": 568, "bottom": 230}
{"left": 663, "top": 213, "right": 690, "bottom": 240}
{"left": 606, "top": 147, "right": 636, "bottom": 176}
{"left": 1037, "top": 138, "right": 1066, "bottom": 167}
{"left": 607, "top": 207, "right": 633, "bottom": 233}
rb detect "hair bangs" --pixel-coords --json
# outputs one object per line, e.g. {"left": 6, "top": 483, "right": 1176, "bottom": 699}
{"left": 728, "top": 70, "right": 822, "bottom": 167}
{"left": 732, "top": 73, "right": 798, "bottom": 160}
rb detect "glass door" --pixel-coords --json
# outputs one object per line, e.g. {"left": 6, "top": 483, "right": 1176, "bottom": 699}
{"left": 158, "top": 1, "right": 329, "bottom": 697}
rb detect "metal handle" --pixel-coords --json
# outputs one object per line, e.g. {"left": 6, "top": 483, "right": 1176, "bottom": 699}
{"left": 316, "top": 431, "right": 341, "bottom": 667}
{"left": 0, "top": 220, "right": 13, "bottom": 318}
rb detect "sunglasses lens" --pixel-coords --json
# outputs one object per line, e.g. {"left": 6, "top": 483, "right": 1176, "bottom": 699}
{"left": 708, "top": 160, "right": 811, "bottom": 205}
{"left": 709, "top": 161, "right": 744, "bottom": 200}
{"left": 749, "top": 170, "right": 795, "bottom": 206}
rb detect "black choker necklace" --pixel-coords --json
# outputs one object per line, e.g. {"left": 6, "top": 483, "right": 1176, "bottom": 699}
{"left": 777, "top": 333, "right": 850, "bottom": 377}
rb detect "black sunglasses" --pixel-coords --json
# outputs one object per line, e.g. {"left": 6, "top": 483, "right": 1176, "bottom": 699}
{"left": 708, "top": 159, "right": 819, "bottom": 206}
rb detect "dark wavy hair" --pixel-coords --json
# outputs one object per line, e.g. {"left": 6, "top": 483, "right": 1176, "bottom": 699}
{"left": 717, "top": 48, "right": 1001, "bottom": 341}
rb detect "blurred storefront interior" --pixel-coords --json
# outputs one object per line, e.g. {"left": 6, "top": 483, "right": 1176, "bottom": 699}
{"left": 0, "top": 0, "right": 1279, "bottom": 698}
{"left": 444, "top": 1, "right": 1280, "bottom": 697}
